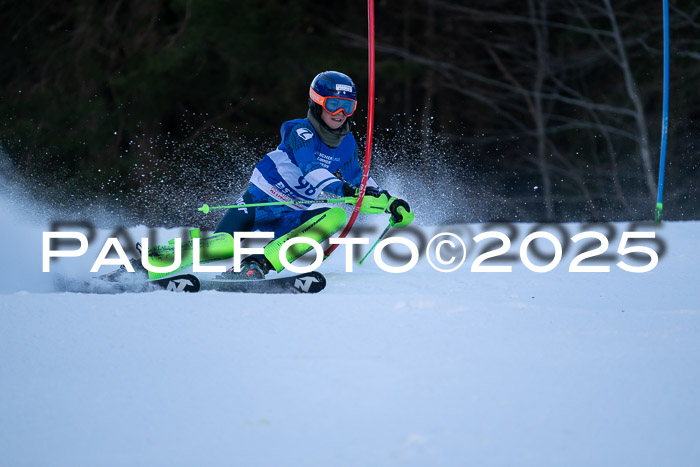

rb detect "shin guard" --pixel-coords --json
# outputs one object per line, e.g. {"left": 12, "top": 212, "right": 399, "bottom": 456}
{"left": 264, "top": 207, "right": 347, "bottom": 273}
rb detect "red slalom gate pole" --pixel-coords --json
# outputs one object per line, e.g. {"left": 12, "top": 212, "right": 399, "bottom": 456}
{"left": 324, "top": 0, "right": 375, "bottom": 258}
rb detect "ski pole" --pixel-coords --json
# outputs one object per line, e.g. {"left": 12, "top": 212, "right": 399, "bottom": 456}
{"left": 358, "top": 223, "right": 392, "bottom": 265}
{"left": 655, "top": 0, "right": 670, "bottom": 223}
{"left": 198, "top": 197, "right": 357, "bottom": 214}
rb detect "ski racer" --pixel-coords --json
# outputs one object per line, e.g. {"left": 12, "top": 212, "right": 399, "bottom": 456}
{"left": 213, "top": 70, "right": 413, "bottom": 279}
{"left": 105, "top": 71, "right": 413, "bottom": 282}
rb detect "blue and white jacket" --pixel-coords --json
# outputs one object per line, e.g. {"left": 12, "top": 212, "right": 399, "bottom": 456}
{"left": 250, "top": 118, "right": 377, "bottom": 210}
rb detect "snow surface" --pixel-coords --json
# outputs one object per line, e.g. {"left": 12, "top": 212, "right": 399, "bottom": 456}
{"left": 1, "top": 196, "right": 699, "bottom": 466}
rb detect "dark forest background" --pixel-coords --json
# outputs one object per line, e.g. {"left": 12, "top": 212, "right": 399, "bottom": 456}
{"left": 1, "top": 0, "right": 699, "bottom": 227}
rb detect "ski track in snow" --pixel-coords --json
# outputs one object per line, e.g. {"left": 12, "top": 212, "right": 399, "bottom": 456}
{"left": 1, "top": 207, "right": 699, "bottom": 466}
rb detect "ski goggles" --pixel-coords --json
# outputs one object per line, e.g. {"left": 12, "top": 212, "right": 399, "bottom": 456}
{"left": 309, "top": 87, "right": 357, "bottom": 116}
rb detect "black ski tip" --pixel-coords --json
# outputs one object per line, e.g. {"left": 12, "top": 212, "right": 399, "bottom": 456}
{"left": 153, "top": 274, "right": 201, "bottom": 293}
{"left": 289, "top": 271, "right": 326, "bottom": 293}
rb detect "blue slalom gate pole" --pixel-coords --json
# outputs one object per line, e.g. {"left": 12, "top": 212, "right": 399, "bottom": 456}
{"left": 655, "top": 0, "right": 670, "bottom": 223}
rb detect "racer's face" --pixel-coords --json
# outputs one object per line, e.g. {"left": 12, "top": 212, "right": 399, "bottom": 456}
{"left": 321, "top": 108, "right": 346, "bottom": 130}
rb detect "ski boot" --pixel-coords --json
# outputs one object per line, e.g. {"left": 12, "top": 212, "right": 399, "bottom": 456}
{"left": 100, "top": 243, "right": 149, "bottom": 282}
{"left": 218, "top": 254, "right": 272, "bottom": 280}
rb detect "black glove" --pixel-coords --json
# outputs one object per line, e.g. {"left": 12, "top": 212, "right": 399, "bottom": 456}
{"left": 387, "top": 198, "right": 414, "bottom": 227}
{"left": 342, "top": 182, "right": 357, "bottom": 197}
{"left": 342, "top": 182, "right": 389, "bottom": 199}
{"left": 365, "top": 185, "right": 389, "bottom": 198}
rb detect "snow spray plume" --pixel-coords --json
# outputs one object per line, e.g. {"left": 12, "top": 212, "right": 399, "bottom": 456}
{"left": 0, "top": 149, "right": 56, "bottom": 292}
{"left": 368, "top": 116, "right": 504, "bottom": 225}
{"left": 138, "top": 114, "right": 507, "bottom": 228}
{"left": 124, "top": 120, "right": 267, "bottom": 230}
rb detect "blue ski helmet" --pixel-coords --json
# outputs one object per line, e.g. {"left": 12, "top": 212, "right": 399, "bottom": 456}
{"left": 308, "top": 71, "right": 357, "bottom": 120}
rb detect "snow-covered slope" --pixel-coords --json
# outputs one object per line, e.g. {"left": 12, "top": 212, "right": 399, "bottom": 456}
{"left": 1, "top": 204, "right": 699, "bottom": 466}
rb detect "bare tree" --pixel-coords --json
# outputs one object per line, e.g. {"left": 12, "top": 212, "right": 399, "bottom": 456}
{"left": 328, "top": 0, "right": 675, "bottom": 219}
